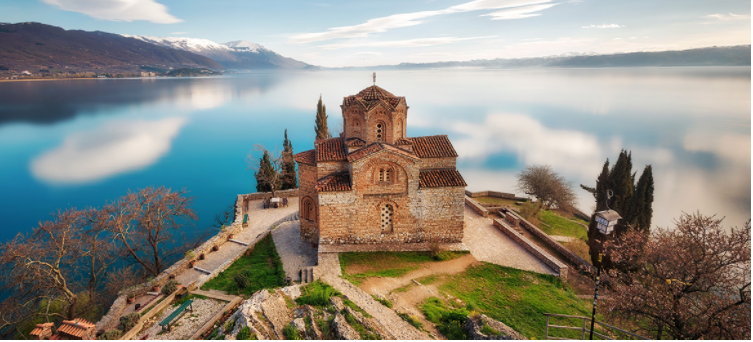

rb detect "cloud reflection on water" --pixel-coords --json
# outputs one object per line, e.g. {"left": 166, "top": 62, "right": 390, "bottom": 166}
{"left": 31, "top": 118, "right": 187, "bottom": 184}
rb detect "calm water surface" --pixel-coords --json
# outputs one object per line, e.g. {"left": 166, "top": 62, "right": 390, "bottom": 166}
{"left": 0, "top": 68, "right": 749, "bottom": 242}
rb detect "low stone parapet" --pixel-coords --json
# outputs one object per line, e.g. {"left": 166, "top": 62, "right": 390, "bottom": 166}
{"left": 465, "top": 196, "right": 489, "bottom": 217}
{"left": 492, "top": 218, "right": 568, "bottom": 279}
{"left": 503, "top": 207, "right": 594, "bottom": 274}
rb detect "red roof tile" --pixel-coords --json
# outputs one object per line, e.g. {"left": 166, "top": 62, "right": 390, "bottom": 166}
{"left": 316, "top": 173, "right": 352, "bottom": 192}
{"left": 30, "top": 323, "right": 54, "bottom": 337}
{"left": 315, "top": 138, "right": 347, "bottom": 162}
{"left": 344, "top": 137, "right": 366, "bottom": 147}
{"left": 409, "top": 135, "right": 458, "bottom": 158}
{"left": 395, "top": 138, "right": 413, "bottom": 145}
{"left": 347, "top": 142, "right": 419, "bottom": 162}
{"left": 57, "top": 318, "right": 94, "bottom": 338}
{"left": 342, "top": 85, "right": 405, "bottom": 110}
{"left": 294, "top": 149, "right": 316, "bottom": 165}
{"left": 419, "top": 169, "right": 467, "bottom": 188}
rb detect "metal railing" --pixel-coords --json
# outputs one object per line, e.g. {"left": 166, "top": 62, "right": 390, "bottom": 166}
{"left": 543, "top": 313, "right": 648, "bottom": 340}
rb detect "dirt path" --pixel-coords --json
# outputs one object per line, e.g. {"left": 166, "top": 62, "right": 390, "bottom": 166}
{"left": 358, "top": 254, "right": 480, "bottom": 295}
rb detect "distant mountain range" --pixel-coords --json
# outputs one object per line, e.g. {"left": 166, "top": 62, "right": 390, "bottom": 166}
{"left": 124, "top": 35, "right": 311, "bottom": 70}
{"left": 0, "top": 22, "right": 223, "bottom": 74}
{"left": 362, "top": 45, "right": 751, "bottom": 70}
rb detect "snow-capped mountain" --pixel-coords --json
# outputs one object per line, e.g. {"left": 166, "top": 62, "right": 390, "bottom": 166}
{"left": 123, "top": 35, "right": 310, "bottom": 70}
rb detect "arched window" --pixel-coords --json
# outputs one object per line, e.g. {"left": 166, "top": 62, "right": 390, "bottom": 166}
{"left": 378, "top": 169, "right": 391, "bottom": 183}
{"left": 396, "top": 120, "right": 403, "bottom": 139}
{"left": 376, "top": 123, "right": 383, "bottom": 141}
{"left": 381, "top": 204, "right": 394, "bottom": 233}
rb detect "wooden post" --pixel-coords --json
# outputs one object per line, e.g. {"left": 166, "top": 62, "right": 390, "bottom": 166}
{"left": 545, "top": 315, "right": 550, "bottom": 340}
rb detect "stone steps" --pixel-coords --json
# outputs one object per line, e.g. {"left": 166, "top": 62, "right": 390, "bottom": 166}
{"left": 300, "top": 266, "right": 314, "bottom": 284}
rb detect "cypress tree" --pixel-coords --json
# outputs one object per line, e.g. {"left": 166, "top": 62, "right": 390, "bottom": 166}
{"left": 608, "top": 150, "right": 634, "bottom": 217}
{"left": 626, "top": 165, "right": 654, "bottom": 234}
{"left": 281, "top": 129, "right": 297, "bottom": 190}
{"left": 315, "top": 95, "right": 328, "bottom": 141}
{"left": 586, "top": 160, "right": 611, "bottom": 266}
{"left": 255, "top": 151, "right": 273, "bottom": 192}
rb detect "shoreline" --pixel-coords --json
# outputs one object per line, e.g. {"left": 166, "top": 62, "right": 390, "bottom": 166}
{"left": 0, "top": 76, "right": 161, "bottom": 83}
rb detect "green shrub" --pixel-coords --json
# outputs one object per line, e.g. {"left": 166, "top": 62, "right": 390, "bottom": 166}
{"left": 420, "top": 297, "right": 469, "bottom": 340}
{"left": 282, "top": 323, "right": 302, "bottom": 340}
{"left": 295, "top": 280, "right": 341, "bottom": 306}
{"left": 397, "top": 313, "right": 423, "bottom": 329}
{"left": 98, "top": 329, "right": 122, "bottom": 340}
{"left": 371, "top": 295, "right": 392, "bottom": 308}
{"left": 119, "top": 312, "right": 141, "bottom": 331}
{"left": 234, "top": 272, "right": 250, "bottom": 289}
{"left": 162, "top": 280, "right": 178, "bottom": 295}
{"left": 481, "top": 324, "right": 500, "bottom": 336}
{"left": 224, "top": 317, "right": 236, "bottom": 332}
{"left": 236, "top": 326, "right": 256, "bottom": 340}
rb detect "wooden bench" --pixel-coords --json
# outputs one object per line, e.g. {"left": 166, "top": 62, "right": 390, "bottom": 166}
{"left": 159, "top": 299, "right": 193, "bottom": 331}
{"left": 242, "top": 214, "right": 248, "bottom": 228}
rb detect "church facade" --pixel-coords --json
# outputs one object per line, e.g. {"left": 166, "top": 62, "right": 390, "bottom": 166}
{"left": 294, "top": 84, "right": 467, "bottom": 247}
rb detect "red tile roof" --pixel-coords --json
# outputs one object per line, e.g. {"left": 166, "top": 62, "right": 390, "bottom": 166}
{"left": 347, "top": 142, "right": 419, "bottom": 162}
{"left": 30, "top": 323, "right": 54, "bottom": 337}
{"left": 294, "top": 149, "right": 316, "bottom": 165}
{"left": 344, "top": 137, "right": 366, "bottom": 147}
{"left": 419, "top": 169, "right": 467, "bottom": 188}
{"left": 315, "top": 137, "right": 348, "bottom": 162}
{"left": 315, "top": 173, "right": 352, "bottom": 192}
{"left": 395, "top": 138, "right": 413, "bottom": 145}
{"left": 342, "top": 85, "right": 405, "bottom": 110}
{"left": 57, "top": 318, "right": 94, "bottom": 339}
{"left": 409, "top": 135, "right": 458, "bottom": 158}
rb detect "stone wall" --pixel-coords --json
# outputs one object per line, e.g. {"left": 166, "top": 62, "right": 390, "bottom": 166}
{"left": 418, "top": 157, "right": 456, "bottom": 169}
{"left": 242, "top": 189, "right": 299, "bottom": 201}
{"left": 298, "top": 163, "right": 318, "bottom": 244}
{"left": 316, "top": 150, "right": 464, "bottom": 246}
{"left": 464, "top": 190, "right": 528, "bottom": 201}
{"left": 465, "top": 196, "right": 489, "bottom": 217}
{"left": 317, "top": 161, "right": 349, "bottom": 179}
{"left": 492, "top": 218, "right": 569, "bottom": 279}
{"left": 503, "top": 207, "right": 594, "bottom": 273}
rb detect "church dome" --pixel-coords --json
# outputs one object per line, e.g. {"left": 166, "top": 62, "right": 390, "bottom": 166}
{"left": 343, "top": 85, "right": 404, "bottom": 109}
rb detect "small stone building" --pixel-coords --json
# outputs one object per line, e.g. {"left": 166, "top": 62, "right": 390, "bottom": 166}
{"left": 49, "top": 318, "right": 96, "bottom": 340}
{"left": 295, "top": 84, "right": 467, "bottom": 247}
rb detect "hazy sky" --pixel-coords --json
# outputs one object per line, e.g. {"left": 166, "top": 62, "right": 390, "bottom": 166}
{"left": 1, "top": 0, "right": 750, "bottom": 67}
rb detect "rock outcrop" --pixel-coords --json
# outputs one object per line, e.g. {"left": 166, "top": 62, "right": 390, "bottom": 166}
{"left": 464, "top": 314, "right": 527, "bottom": 340}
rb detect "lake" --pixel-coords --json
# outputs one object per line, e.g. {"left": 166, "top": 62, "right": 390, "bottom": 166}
{"left": 0, "top": 67, "right": 749, "bottom": 242}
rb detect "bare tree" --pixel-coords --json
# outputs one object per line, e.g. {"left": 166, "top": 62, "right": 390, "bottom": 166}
{"left": 603, "top": 213, "right": 751, "bottom": 339}
{"left": 213, "top": 204, "right": 235, "bottom": 230}
{"left": 0, "top": 208, "right": 115, "bottom": 327}
{"left": 517, "top": 165, "right": 577, "bottom": 214}
{"left": 248, "top": 144, "right": 284, "bottom": 198}
{"left": 107, "top": 186, "right": 197, "bottom": 276}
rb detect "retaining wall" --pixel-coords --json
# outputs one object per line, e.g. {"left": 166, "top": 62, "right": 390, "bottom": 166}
{"left": 242, "top": 189, "right": 299, "bottom": 201}
{"left": 464, "top": 196, "right": 489, "bottom": 217}
{"left": 503, "top": 207, "right": 594, "bottom": 273}
{"left": 492, "top": 218, "right": 569, "bottom": 279}
{"left": 464, "top": 190, "right": 528, "bottom": 201}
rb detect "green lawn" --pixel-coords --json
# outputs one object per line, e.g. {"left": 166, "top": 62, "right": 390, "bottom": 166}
{"left": 473, "top": 197, "right": 522, "bottom": 207}
{"left": 201, "top": 234, "right": 285, "bottom": 295}
{"left": 436, "top": 262, "right": 595, "bottom": 339}
{"left": 538, "top": 210, "right": 589, "bottom": 242}
{"left": 339, "top": 251, "right": 468, "bottom": 286}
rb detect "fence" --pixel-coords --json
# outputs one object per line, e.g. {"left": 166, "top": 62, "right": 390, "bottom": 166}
{"left": 543, "top": 313, "right": 648, "bottom": 340}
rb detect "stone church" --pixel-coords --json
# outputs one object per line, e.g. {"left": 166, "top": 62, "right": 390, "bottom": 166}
{"left": 294, "top": 82, "right": 467, "bottom": 248}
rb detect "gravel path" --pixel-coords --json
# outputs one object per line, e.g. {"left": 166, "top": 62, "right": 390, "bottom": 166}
{"left": 271, "top": 221, "right": 318, "bottom": 282}
{"left": 134, "top": 298, "right": 225, "bottom": 340}
{"left": 463, "top": 206, "right": 556, "bottom": 275}
{"left": 176, "top": 198, "right": 299, "bottom": 286}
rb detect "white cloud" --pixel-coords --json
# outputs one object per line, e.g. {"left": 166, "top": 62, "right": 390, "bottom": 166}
{"left": 704, "top": 13, "right": 750, "bottom": 21}
{"left": 582, "top": 24, "right": 624, "bottom": 29}
{"left": 42, "top": 0, "right": 182, "bottom": 24}
{"left": 289, "top": 0, "right": 554, "bottom": 44}
{"left": 319, "top": 36, "right": 495, "bottom": 50}
{"left": 483, "top": 3, "right": 558, "bottom": 20}
{"left": 31, "top": 118, "right": 187, "bottom": 184}
{"left": 683, "top": 130, "right": 751, "bottom": 165}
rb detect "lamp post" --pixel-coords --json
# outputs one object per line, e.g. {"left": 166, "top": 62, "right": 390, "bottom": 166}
{"left": 589, "top": 190, "right": 621, "bottom": 340}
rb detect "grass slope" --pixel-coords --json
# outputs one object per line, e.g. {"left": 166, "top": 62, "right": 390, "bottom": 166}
{"left": 201, "top": 234, "right": 285, "bottom": 296}
{"left": 538, "top": 210, "right": 589, "bottom": 241}
{"left": 437, "top": 262, "right": 594, "bottom": 339}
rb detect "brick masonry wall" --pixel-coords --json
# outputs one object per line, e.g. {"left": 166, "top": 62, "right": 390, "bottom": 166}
{"left": 317, "top": 150, "right": 464, "bottom": 245}
{"left": 317, "top": 161, "right": 349, "bottom": 179}
{"left": 465, "top": 196, "right": 489, "bottom": 217}
{"left": 298, "top": 164, "right": 319, "bottom": 244}
{"left": 418, "top": 157, "right": 456, "bottom": 169}
{"left": 503, "top": 207, "right": 595, "bottom": 273}
{"left": 492, "top": 218, "right": 568, "bottom": 279}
